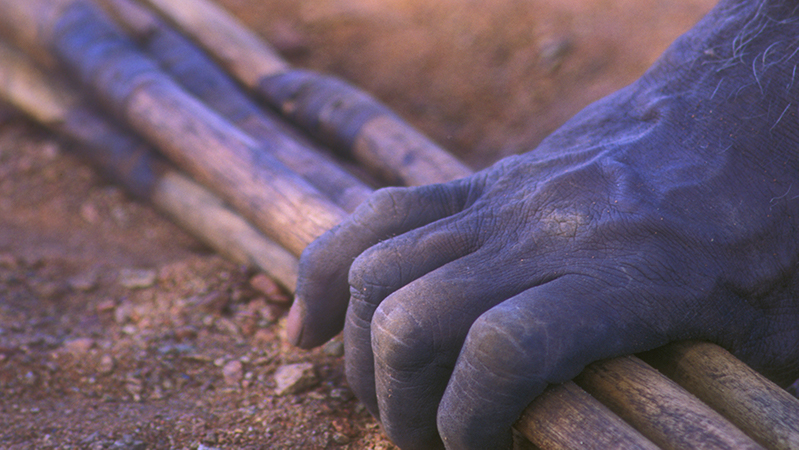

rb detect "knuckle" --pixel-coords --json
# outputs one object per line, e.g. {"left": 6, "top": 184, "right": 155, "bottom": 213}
{"left": 372, "top": 299, "right": 433, "bottom": 370}
{"left": 348, "top": 242, "right": 401, "bottom": 297}
{"left": 466, "top": 308, "right": 572, "bottom": 383}
{"left": 467, "top": 310, "right": 537, "bottom": 372}
{"left": 362, "top": 186, "right": 408, "bottom": 217}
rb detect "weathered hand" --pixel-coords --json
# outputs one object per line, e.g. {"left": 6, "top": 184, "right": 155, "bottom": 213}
{"left": 288, "top": 1, "right": 799, "bottom": 449}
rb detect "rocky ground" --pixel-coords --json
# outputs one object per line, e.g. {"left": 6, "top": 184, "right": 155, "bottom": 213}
{"left": 0, "top": 0, "right": 744, "bottom": 449}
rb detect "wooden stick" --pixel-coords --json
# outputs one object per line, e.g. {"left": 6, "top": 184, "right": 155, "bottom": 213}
{"left": 141, "top": 1, "right": 799, "bottom": 445}
{"left": 97, "top": 0, "right": 372, "bottom": 213}
{"left": 0, "top": 2, "right": 659, "bottom": 447}
{"left": 0, "top": 0, "right": 347, "bottom": 257}
{"left": 516, "top": 381, "right": 660, "bottom": 449}
{"left": 575, "top": 355, "right": 765, "bottom": 450}
{"left": 641, "top": 341, "right": 799, "bottom": 450}
{"left": 25, "top": 1, "right": 799, "bottom": 448}
{"left": 3, "top": 1, "right": 796, "bottom": 449}
{"left": 138, "top": 0, "right": 473, "bottom": 187}
{"left": 0, "top": 38, "right": 300, "bottom": 291}
{"left": 150, "top": 2, "right": 799, "bottom": 445}
{"left": 135, "top": 0, "right": 289, "bottom": 88}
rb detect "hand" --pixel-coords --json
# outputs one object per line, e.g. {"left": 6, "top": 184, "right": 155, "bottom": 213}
{"left": 287, "top": 1, "right": 799, "bottom": 448}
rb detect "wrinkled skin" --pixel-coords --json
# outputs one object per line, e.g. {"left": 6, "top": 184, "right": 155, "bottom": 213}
{"left": 287, "top": 0, "right": 799, "bottom": 448}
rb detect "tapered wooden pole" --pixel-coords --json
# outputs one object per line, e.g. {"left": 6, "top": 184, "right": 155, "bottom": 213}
{"left": 139, "top": 0, "right": 473, "bottom": 187}
{"left": 0, "top": 0, "right": 347, "bottom": 257}
{"left": 516, "top": 381, "right": 660, "bottom": 449}
{"left": 0, "top": 39, "right": 300, "bottom": 291}
{"left": 97, "top": 0, "right": 372, "bottom": 213}
{"left": 641, "top": 341, "right": 799, "bottom": 450}
{"left": 575, "top": 355, "right": 765, "bottom": 450}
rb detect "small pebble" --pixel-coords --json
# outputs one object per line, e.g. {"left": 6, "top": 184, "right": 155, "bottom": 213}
{"left": 174, "top": 325, "right": 198, "bottom": 341}
{"left": 114, "top": 303, "right": 134, "bottom": 324}
{"left": 249, "top": 274, "right": 290, "bottom": 304}
{"left": 112, "top": 434, "right": 146, "bottom": 450}
{"left": 68, "top": 271, "right": 98, "bottom": 292}
{"left": 28, "top": 279, "right": 66, "bottom": 300}
{"left": 98, "top": 354, "right": 115, "bottom": 375}
{"left": 63, "top": 338, "right": 94, "bottom": 355}
{"left": 331, "top": 432, "right": 350, "bottom": 445}
{"left": 118, "top": 268, "right": 156, "bottom": 289}
{"left": 96, "top": 299, "right": 116, "bottom": 313}
{"left": 274, "top": 362, "right": 317, "bottom": 396}
{"left": 222, "top": 360, "right": 244, "bottom": 386}
{"left": 80, "top": 432, "right": 101, "bottom": 446}
{"left": 202, "top": 431, "right": 218, "bottom": 445}
{"left": 329, "top": 388, "right": 353, "bottom": 402}
{"left": 125, "top": 374, "right": 143, "bottom": 401}
{"left": 197, "top": 445, "right": 222, "bottom": 450}
{"left": 23, "top": 371, "right": 36, "bottom": 385}
{"left": 80, "top": 202, "right": 100, "bottom": 224}
{"left": 0, "top": 253, "right": 18, "bottom": 269}
{"left": 196, "top": 291, "right": 229, "bottom": 314}
{"left": 322, "top": 340, "right": 344, "bottom": 357}
{"left": 149, "top": 386, "right": 165, "bottom": 400}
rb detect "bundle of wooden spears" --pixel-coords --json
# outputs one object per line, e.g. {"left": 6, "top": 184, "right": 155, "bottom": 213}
{"left": 0, "top": 0, "right": 797, "bottom": 448}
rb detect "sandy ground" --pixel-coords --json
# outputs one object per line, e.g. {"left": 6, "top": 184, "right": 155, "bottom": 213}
{"left": 0, "top": 0, "right": 752, "bottom": 448}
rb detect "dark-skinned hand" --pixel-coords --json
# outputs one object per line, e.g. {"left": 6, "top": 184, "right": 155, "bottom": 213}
{"left": 287, "top": 1, "right": 799, "bottom": 448}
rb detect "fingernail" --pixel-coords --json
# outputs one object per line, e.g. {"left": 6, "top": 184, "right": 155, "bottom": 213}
{"left": 285, "top": 299, "right": 304, "bottom": 346}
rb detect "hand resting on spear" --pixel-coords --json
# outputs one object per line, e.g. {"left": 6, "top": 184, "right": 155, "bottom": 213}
{"left": 288, "top": 0, "right": 799, "bottom": 448}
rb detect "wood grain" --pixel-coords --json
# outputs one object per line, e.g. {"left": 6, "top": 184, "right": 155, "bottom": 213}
{"left": 576, "top": 355, "right": 765, "bottom": 450}
{"left": 516, "top": 381, "right": 660, "bottom": 449}
{"left": 642, "top": 341, "right": 799, "bottom": 450}
{"left": 140, "top": 0, "right": 473, "bottom": 187}
{"left": 140, "top": 0, "right": 289, "bottom": 86}
{"left": 99, "top": 0, "right": 372, "bottom": 213}
{"left": 0, "top": 0, "right": 347, "bottom": 256}
{"left": 0, "top": 38, "right": 300, "bottom": 291}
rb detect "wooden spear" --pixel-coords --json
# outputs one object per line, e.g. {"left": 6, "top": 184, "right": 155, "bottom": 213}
{"left": 0, "top": 39, "right": 300, "bottom": 291}
{"left": 138, "top": 0, "right": 474, "bottom": 187}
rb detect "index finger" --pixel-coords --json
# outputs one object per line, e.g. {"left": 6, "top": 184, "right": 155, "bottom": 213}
{"left": 287, "top": 181, "right": 477, "bottom": 348}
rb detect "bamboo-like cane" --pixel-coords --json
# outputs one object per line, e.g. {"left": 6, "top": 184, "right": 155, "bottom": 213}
{"left": 138, "top": 0, "right": 473, "bottom": 187}
{"left": 0, "top": 0, "right": 347, "bottom": 257}
{"left": 516, "top": 381, "right": 659, "bottom": 450}
{"left": 575, "top": 356, "right": 765, "bottom": 450}
{"left": 96, "top": 0, "right": 373, "bottom": 213}
{"left": 0, "top": 39, "right": 301, "bottom": 291}
{"left": 641, "top": 341, "right": 799, "bottom": 450}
